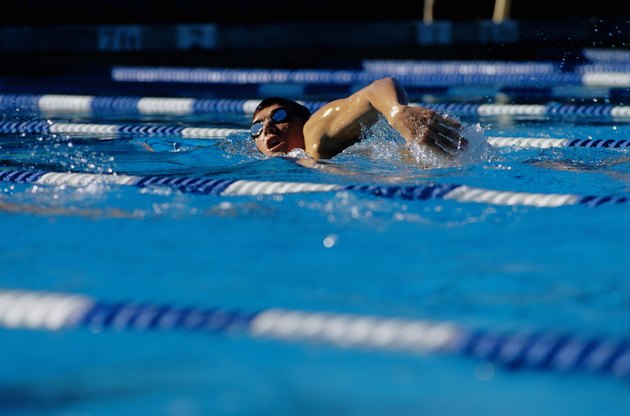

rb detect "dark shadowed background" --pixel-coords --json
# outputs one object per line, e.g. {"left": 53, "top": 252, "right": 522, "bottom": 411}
{"left": 1, "top": 1, "right": 629, "bottom": 75}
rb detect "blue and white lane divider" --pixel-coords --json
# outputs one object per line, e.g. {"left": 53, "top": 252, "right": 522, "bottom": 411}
{"left": 363, "top": 59, "right": 630, "bottom": 80}
{"left": 109, "top": 66, "right": 587, "bottom": 88}
{"left": 361, "top": 60, "right": 561, "bottom": 75}
{"left": 0, "top": 169, "right": 626, "bottom": 208}
{"left": 2, "top": 120, "right": 630, "bottom": 151}
{"left": 4, "top": 94, "right": 630, "bottom": 120}
{"left": 485, "top": 136, "right": 630, "bottom": 149}
{"left": 2, "top": 288, "right": 630, "bottom": 379}
{"left": 0, "top": 94, "right": 293, "bottom": 117}
{"left": 110, "top": 65, "right": 630, "bottom": 89}
{"left": 0, "top": 120, "right": 242, "bottom": 139}
{"left": 582, "top": 48, "right": 630, "bottom": 62}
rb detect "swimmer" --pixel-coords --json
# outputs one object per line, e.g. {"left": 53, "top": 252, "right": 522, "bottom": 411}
{"left": 251, "top": 77, "right": 467, "bottom": 161}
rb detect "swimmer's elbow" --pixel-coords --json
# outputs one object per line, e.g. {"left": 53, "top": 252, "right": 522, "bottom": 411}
{"left": 307, "top": 147, "right": 325, "bottom": 161}
{"left": 306, "top": 144, "right": 334, "bottom": 161}
{"left": 304, "top": 138, "right": 325, "bottom": 160}
{"left": 370, "top": 77, "right": 398, "bottom": 90}
{"left": 304, "top": 134, "right": 345, "bottom": 160}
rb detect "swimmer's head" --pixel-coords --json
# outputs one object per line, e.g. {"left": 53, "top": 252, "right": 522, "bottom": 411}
{"left": 251, "top": 98, "right": 311, "bottom": 156}
{"left": 253, "top": 98, "right": 311, "bottom": 124}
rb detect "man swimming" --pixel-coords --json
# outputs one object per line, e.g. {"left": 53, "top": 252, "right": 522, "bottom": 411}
{"left": 250, "top": 77, "right": 467, "bottom": 160}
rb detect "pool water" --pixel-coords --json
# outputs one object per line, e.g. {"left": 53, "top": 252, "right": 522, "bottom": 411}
{"left": 0, "top": 76, "right": 629, "bottom": 415}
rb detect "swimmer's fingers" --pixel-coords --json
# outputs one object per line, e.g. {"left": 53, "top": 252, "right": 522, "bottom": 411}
{"left": 437, "top": 130, "right": 468, "bottom": 149}
{"left": 432, "top": 113, "right": 462, "bottom": 131}
{"left": 425, "top": 114, "right": 464, "bottom": 151}
{"left": 427, "top": 126, "right": 467, "bottom": 156}
{"left": 433, "top": 140, "right": 456, "bottom": 156}
{"left": 431, "top": 123, "right": 462, "bottom": 146}
{"left": 411, "top": 126, "right": 456, "bottom": 156}
{"left": 401, "top": 107, "right": 467, "bottom": 156}
{"left": 417, "top": 129, "right": 456, "bottom": 157}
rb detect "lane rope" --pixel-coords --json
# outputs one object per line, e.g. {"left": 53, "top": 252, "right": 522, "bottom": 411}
{"left": 110, "top": 66, "right": 588, "bottom": 87}
{"left": 1, "top": 120, "right": 629, "bottom": 151}
{"left": 4, "top": 94, "right": 630, "bottom": 121}
{"left": 109, "top": 65, "right": 630, "bottom": 89}
{"left": 0, "top": 169, "right": 625, "bottom": 208}
{"left": 1, "top": 288, "right": 629, "bottom": 379}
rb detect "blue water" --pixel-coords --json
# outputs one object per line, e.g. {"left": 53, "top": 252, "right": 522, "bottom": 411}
{"left": 0, "top": 91, "right": 629, "bottom": 415}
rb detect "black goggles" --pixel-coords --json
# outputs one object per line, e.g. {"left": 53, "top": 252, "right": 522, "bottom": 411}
{"left": 250, "top": 108, "right": 291, "bottom": 138}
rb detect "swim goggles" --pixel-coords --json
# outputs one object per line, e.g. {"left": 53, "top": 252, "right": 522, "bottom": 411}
{"left": 250, "top": 108, "right": 290, "bottom": 138}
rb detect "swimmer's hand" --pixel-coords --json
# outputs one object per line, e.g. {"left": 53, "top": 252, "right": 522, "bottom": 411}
{"left": 392, "top": 106, "right": 467, "bottom": 157}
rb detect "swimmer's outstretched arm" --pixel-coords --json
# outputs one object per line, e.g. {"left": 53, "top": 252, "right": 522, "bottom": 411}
{"left": 302, "top": 77, "right": 466, "bottom": 160}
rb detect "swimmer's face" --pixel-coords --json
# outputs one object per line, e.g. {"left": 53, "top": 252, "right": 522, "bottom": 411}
{"left": 251, "top": 104, "right": 306, "bottom": 156}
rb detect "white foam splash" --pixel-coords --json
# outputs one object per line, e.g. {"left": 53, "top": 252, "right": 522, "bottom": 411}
{"left": 351, "top": 118, "right": 498, "bottom": 169}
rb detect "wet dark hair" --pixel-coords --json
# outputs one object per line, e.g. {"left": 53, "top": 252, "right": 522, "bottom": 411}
{"left": 253, "top": 97, "right": 311, "bottom": 123}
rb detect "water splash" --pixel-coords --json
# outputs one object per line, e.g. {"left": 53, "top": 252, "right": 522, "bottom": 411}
{"left": 338, "top": 117, "right": 498, "bottom": 170}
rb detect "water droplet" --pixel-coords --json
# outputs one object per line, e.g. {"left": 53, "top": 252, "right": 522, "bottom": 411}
{"left": 323, "top": 234, "right": 338, "bottom": 248}
{"left": 474, "top": 362, "right": 495, "bottom": 381}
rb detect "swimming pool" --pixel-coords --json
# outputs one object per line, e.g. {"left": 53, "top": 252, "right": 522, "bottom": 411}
{"left": 0, "top": 56, "right": 629, "bottom": 416}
